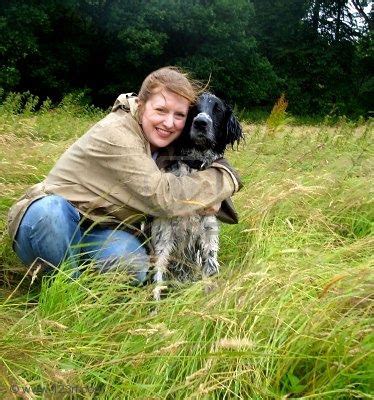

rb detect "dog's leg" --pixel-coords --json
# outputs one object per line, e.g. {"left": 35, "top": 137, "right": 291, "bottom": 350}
{"left": 152, "top": 221, "right": 174, "bottom": 301}
{"left": 200, "top": 216, "right": 220, "bottom": 277}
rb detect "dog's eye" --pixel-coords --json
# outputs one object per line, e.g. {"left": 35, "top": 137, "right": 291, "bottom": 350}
{"left": 213, "top": 103, "right": 223, "bottom": 114}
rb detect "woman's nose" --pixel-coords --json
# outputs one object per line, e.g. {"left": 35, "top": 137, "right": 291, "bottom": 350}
{"left": 163, "top": 113, "right": 174, "bottom": 128}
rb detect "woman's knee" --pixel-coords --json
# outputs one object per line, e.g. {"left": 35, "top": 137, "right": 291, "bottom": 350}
{"left": 30, "top": 195, "right": 79, "bottom": 225}
{"left": 15, "top": 195, "right": 81, "bottom": 267}
{"left": 23, "top": 196, "right": 79, "bottom": 238}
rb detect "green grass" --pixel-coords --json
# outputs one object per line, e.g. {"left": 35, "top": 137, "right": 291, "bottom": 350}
{"left": 0, "top": 94, "right": 373, "bottom": 399}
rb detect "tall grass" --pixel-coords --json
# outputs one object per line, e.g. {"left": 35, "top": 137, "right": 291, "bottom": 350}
{"left": 0, "top": 91, "right": 105, "bottom": 141}
{"left": 0, "top": 95, "right": 373, "bottom": 399}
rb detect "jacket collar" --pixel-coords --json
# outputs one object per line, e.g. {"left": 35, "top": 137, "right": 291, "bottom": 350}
{"left": 112, "top": 93, "right": 140, "bottom": 123}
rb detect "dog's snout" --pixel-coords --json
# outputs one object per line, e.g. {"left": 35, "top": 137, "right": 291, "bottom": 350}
{"left": 192, "top": 112, "right": 212, "bottom": 132}
{"left": 193, "top": 118, "right": 208, "bottom": 130}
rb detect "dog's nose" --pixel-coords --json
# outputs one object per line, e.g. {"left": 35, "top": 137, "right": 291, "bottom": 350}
{"left": 193, "top": 118, "right": 208, "bottom": 130}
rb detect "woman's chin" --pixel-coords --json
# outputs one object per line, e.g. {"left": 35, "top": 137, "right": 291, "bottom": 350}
{"left": 153, "top": 138, "right": 173, "bottom": 149}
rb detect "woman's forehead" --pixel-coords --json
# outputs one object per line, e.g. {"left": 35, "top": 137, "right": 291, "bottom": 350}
{"left": 148, "top": 90, "right": 190, "bottom": 110}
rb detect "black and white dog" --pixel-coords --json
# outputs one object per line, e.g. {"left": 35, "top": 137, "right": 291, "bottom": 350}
{"left": 151, "top": 92, "right": 243, "bottom": 300}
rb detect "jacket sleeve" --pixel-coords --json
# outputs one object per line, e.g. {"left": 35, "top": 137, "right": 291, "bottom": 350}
{"left": 84, "top": 123, "right": 240, "bottom": 218}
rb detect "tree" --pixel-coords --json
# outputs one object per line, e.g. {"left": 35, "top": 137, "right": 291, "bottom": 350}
{"left": 0, "top": 0, "right": 371, "bottom": 115}
{"left": 251, "top": 0, "right": 373, "bottom": 115}
{"left": 91, "top": 0, "right": 281, "bottom": 107}
{"left": 0, "top": 1, "right": 50, "bottom": 90}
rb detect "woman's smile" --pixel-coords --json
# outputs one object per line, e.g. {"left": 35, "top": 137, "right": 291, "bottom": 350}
{"left": 155, "top": 127, "right": 173, "bottom": 138}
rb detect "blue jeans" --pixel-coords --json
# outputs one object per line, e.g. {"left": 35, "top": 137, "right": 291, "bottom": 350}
{"left": 14, "top": 195, "right": 149, "bottom": 283}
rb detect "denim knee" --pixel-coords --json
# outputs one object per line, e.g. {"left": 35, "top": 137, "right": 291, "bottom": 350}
{"left": 14, "top": 195, "right": 81, "bottom": 268}
{"left": 34, "top": 195, "right": 80, "bottom": 226}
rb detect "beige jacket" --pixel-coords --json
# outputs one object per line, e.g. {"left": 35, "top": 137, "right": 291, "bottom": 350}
{"left": 7, "top": 94, "right": 241, "bottom": 241}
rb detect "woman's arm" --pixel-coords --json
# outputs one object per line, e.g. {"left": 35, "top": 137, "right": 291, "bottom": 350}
{"left": 83, "top": 123, "right": 239, "bottom": 218}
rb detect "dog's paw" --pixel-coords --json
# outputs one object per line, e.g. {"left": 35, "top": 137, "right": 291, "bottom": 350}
{"left": 203, "top": 258, "right": 219, "bottom": 277}
{"left": 153, "top": 285, "right": 168, "bottom": 301}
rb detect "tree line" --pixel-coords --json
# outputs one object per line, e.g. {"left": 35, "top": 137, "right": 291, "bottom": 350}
{"left": 0, "top": 0, "right": 372, "bottom": 116}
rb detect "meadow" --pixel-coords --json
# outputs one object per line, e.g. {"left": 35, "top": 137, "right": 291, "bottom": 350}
{"left": 0, "top": 93, "right": 373, "bottom": 399}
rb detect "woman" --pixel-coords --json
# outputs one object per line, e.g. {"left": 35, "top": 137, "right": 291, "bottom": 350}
{"left": 7, "top": 67, "right": 241, "bottom": 283}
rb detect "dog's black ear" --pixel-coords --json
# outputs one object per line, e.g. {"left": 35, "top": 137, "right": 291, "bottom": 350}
{"left": 225, "top": 105, "right": 244, "bottom": 149}
{"left": 182, "top": 105, "right": 195, "bottom": 135}
{"left": 175, "top": 104, "right": 197, "bottom": 150}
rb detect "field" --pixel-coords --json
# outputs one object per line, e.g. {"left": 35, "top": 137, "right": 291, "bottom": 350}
{"left": 0, "top": 94, "right": 373, "bottom": 399}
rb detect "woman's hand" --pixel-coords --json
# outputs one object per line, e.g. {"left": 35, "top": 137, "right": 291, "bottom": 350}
{"left": 198, "top": 203, "right": 221, "bottom": 216}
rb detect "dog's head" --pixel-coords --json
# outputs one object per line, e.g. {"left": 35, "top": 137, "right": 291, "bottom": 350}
{"left": 182, "top": 92, "right": 243, "bottom": 154}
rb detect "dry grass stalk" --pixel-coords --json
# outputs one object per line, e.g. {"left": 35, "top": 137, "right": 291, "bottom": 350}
{"left": 266, "top": 93, "right": 290, "bottom": 134}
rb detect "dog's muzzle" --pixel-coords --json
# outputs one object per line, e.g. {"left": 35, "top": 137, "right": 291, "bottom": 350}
{"left": 191, "top": 113, "right": 213, "bottom": 144}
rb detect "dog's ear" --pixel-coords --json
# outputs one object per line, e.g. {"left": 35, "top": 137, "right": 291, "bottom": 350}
{"left": 182, "top": 105, "right": 196, "bottom": 134}
{"left": 224, "top": 104, "right": 244, "bottom": 149}
{"left": 175, "top": 104, "right": 197, "bottom": 149}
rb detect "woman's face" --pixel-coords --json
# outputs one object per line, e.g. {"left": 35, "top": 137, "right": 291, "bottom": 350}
{"left": 140, "top": 90, "right": 190, "bottom": 151}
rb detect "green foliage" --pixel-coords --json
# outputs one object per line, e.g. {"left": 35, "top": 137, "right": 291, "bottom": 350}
{"left": 0, "top": 92, "right": 24, "bottom": 114}
{"left": 0, "top": 91, "right": 104, "bottom": 141}
{"left": 252, "top": 0, "right": 373, "bottom": 116}
{"left": 0, "top": 0, "right": 372, "bottom": 114}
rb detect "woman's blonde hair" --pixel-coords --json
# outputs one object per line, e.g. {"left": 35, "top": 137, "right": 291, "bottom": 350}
{"left": 138, "top": 66, "right": 205, "bottom": 107}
